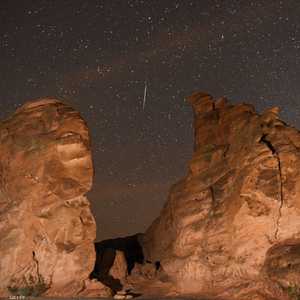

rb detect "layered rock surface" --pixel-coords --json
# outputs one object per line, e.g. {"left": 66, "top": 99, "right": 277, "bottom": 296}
{"left": 0, "top": 99, "right": 107, "bottom": 297}
{"left": 143, "top": 92, "right": 300, "bottom": 300}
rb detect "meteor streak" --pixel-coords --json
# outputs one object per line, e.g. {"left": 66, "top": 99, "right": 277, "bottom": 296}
{"left": 142, "top": 81, "right": 147, "bottom": 110}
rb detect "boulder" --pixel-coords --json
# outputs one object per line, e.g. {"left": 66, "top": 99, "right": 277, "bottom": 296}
{"left": 0, "top": 98, "right": 98, "bottom": 296}
{"left": 78, "top": 279, "right": 112, "bottom": 297}
{"left": 109, "top": 250, "right": 128, "bottom": 282}
{"left": 130, "top": 261, "right": 158, "bottom": 280}
{"left": 142, "top": 92, "right": 300, "bottom": 300}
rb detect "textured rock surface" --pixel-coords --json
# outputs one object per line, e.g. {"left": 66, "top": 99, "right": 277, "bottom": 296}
{"left": 0, "top": 98, "right": 99, "bottom": 297}
{"left": 130, "top": 262, "right": 157, "bottom": 280}
{"left": 109, "top": 250, "right": 128, "bottom": 283}
{"left": 78, "top": 279, "right": 113, "bottom": 298}
{"left": 143, "top": 92, "right": 300, "bottom": 300}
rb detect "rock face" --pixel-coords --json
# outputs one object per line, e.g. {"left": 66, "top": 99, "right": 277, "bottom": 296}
{"left": 78, "top": 279, "right": 113, "bottom": 298}
{"left": 0, "top": 99, "right": 103, "bottom": 297}
{"left": 143, "top": 92, "right": 300, "bottom": 299}
{"left": 109, "top": 250, "right": 128, "bottom": 283}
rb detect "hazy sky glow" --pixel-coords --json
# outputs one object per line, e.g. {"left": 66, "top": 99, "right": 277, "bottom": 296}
{"left": 1, "top": 1, "right": 300, "bottom": 240}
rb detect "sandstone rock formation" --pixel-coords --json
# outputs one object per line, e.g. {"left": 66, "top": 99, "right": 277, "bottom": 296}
{"left": 78, "top": 279, "right": 113, "bottom": 298}
{"left": 0, "top": 98, "right": 109, "bottom": 297}
{"left": 109, "top": 250, "right": 128, "bottom": 283}
{"left": 130, "top": 261, "right": 159, "bottom": 280}
{"left": 90, "top": 233, "right": 144, "bottom": 293}
{"left": 143, "top": 92, "right": 300, "bottom": 300}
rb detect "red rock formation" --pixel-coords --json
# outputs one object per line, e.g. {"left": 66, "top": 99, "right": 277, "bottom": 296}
{"left": 78, "top": 279, "right": 113, "bottom": 298}
{"left": 143, "top": 92, "right": 300, "bottom": 300}
{"left": 0, "top": 99, "right": 110, "bottom": 297}
{"left": 109, "top": 250, "right": 128, "bottom": 284}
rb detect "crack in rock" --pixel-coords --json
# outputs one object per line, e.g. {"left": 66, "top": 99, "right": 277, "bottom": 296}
{"left": 32, "top": 251, "right": 42, "bottom": 283}
{"left": 259, "top": 134, "right": 283, "bottom": 240}
{"left": 209, "top": 186, "right": 216, "bottom": 216}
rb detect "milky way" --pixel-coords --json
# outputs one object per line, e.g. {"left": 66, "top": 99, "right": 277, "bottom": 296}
{"left": 1, "top": 1, "right": 300, "bottom": 240}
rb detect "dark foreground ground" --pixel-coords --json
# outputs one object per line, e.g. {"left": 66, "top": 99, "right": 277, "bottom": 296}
{"left": 0, "top": 296, "right": 213, "bottom": 300}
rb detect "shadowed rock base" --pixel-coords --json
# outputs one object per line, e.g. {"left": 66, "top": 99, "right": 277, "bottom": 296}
{"left": 89, "top": 234, "right": 180, "bottom": 299}
{"left": 90, "top": 234, "right": 144, "bottom": 292}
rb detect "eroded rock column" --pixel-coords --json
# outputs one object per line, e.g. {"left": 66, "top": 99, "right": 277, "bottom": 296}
{"left": 0, "top": 99, "right": 104, "bottom": 297}
{"left": 143, "top": 92, "right": 300, "bottom": 300}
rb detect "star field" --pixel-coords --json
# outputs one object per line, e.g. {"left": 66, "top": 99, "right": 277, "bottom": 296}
{"left": 1, "top": 1, "right": 300, "bottom": 240}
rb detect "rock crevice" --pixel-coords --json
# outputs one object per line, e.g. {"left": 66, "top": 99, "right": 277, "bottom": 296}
{"left": 259, "top": 134, "right": 284, "bottom": 240}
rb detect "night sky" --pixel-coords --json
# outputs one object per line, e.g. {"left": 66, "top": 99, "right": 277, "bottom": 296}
{"left": 1, "top": 1, "right": 300, "bottom": 241}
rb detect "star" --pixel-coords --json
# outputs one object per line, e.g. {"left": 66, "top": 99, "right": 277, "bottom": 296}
{"left": 1, "top": 0, "right": 300, "bottom": 240}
